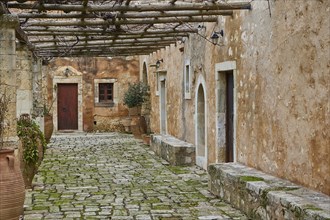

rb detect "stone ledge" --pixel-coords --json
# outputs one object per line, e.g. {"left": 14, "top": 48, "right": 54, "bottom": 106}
{"left": 208, "top": 163, "right": 330, "bottom": 220}
{"left": 150, "top": 134, "right": 195, "bottom": 166}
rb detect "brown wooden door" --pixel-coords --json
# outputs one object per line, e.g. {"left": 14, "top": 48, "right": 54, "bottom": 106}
{"left": 226, "top": 72, "right": 234, "bottom": 162}
{"left": 57, "top": 83, "right": 78, "bottom": 130}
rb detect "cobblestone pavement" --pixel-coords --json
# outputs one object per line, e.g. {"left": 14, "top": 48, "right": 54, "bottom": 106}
{"left": 24, "top": 133, "right": 247, "bottom": 220}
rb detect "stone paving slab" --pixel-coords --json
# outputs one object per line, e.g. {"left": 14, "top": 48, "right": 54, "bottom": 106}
{"left": 23, "top": 132, "right": 247, "bottom": 220}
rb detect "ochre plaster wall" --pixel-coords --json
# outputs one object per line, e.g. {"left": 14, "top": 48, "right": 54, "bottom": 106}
{"left": 232, "top": 0, "right": 329, "bottom": 195}
{"left": 143, "top": 0, "right": 329, "bottom": 194}
{"left": 47, "top": 57, "right": 139, "bottom": 132}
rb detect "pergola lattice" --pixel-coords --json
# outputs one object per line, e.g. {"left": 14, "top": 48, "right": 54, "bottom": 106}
{"left": 1, "top": 0, "right": 251, "bottom": 58}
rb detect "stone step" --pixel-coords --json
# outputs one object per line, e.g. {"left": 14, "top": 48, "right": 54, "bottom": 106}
{"left": 208, "top": 163, "right": 330, "bottom": 220}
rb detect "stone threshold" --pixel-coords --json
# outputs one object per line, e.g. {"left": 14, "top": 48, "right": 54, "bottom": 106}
{"left": 208, "top": 163, "right": 330, "bottom": 220}
{"left": 150, "top": 134, "right": 195, "bottom": 166}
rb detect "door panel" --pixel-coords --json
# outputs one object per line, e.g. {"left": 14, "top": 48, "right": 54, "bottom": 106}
{"left": 58, "top": 84, "right": 78, "bottom": 130}
{"left": 226, "top": 72, "right": 234, "bottom": 162}
{"left": 160, "top": 80, "right": 166, "bottom": 134}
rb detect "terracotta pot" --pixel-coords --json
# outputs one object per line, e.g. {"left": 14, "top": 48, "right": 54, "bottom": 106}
{"left": 121, "top": 117, "right": 132, "bottom": 132}
{"left": 0, "top": 149, "right": 25, "bottom": 219}
{"left": 44, "top": 114, "right": 54, "bottom": 143}
{"left": 142, "top": 135, "right": 151, "bottom": 145}
{"left": 128, "top": 106, "right": 141, "bottom": 116}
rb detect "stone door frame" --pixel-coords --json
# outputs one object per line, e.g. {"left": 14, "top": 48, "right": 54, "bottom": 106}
{"left": 215, "top": 61, "right": 237, "bottom": 163}
{"left": 53, "top": 75, "right": 83, "bottom": 132}
{"left": 158, "top": 71, "right": 167, "bottom": 134}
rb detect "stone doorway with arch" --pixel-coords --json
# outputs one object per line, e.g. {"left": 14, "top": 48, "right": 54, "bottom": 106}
{"left": 195, "top": 75, "right": 207, "bottom": 169}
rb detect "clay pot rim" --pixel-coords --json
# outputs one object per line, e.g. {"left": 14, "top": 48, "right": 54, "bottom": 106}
{"left": 0, "top": 148, "right": 14, "bottom": 154}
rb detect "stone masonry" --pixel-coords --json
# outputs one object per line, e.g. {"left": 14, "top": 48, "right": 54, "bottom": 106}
{"left": 24, "top": 133, "right": 246, "bottom": 219}
{"left": 208, "top": 163, "right": 330, "bottom": 220}
{"left": 151, "top": 134, "right": 196, "bottom": 166}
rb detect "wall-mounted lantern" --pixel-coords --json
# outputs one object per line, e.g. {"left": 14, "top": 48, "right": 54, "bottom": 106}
{"left": 64, "top": 67, "right": 70, "bottom": 77}
{"left": 210, "top": 30, "right": 224, "bottom": 45}
{"left": 156, "top": 59, "right": 163, "bottom": 69}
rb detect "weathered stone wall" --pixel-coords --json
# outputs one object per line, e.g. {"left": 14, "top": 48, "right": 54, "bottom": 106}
{"left": 0, "top": 14, "right": 19, "bottom": 147}
{"left": 16, "top": 44, "right": 34, "bottom": 117}
{"left": 47, "top": 57, "right": 139, "bottom": 132}
{"left": 143, "top": 0, "right": 329, "bottom": 194}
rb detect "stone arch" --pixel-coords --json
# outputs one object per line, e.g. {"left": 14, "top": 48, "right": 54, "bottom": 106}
{"left": 195, "top": 75, "right": 207, "bottom": 169}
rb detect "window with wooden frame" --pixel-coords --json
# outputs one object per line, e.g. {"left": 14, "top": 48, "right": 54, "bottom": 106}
{"left": 99, "top": 83, "right": 113, "bottom": 103}
{"left": 184, "top": 59, "right": 191, "bottom": 99}
{"left": 94, "top": 78, "right": 117, "bottom": 107}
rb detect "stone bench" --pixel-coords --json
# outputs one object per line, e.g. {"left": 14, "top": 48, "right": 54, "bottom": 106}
{"left": 208, "top": 163, "right": 330, "bottom": 220}
{"left": 150, "top": 134, "right": 195, "bottom": 166}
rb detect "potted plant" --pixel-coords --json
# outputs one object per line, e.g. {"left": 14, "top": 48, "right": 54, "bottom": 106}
{"left": 123, "top": 82, "right": 149, "bottom": 115}
{"left": 122, "top": 82, "right": 149, "bottom": 134}
{"left": 17, "top": 114, "right": 46, "bottom": 189}
{"left": 0, "top": 91, "right": 25, "bottom": 219}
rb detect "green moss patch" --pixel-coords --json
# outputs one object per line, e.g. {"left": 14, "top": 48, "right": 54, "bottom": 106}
{"left": 32, "top": 206, "right": 49, "bottom": 211}
{"left": 167, "top": 166, "right": 189, "bottom": 174}
{"left": 152, "top": 205, "right": 172, "bottom": 210}
{"left": 303, "top": 204, "right": 323, "bottom": 211}
{"left": 239, "top": 176, "right": 264, "bottom": 182}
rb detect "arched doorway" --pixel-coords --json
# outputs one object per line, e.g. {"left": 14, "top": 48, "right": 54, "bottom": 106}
{"left": 142, "top": 62, "right": 148, "bottom": 84}
{"left": 196, "top": 82, "right": 207, "bottom": 169}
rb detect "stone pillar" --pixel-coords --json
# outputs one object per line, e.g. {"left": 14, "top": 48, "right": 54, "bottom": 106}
{"left": 16, "top": 43, "right": 33, "bottom": 117}
{"left": 32, "top": 58, "right": 44, "bottom": 131}
{"left": 0, "top": 14, "right": 19, "bottom": 148}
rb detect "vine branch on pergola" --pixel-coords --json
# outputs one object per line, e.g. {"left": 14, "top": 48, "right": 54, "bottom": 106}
{"left": 2, "top": 0, "right": 251, "bottom": 58}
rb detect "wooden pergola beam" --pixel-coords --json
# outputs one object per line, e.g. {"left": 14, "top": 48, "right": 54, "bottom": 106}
{"left": 23, "top": 27, "right": 197, "bottom": 33}
{"left": 7, "top": 2, "right": 251, "bottom": 12}
{"left": 17, "top": 10, "right": 233, "bottom": 19}
{"left": 24, "top": 16, "right": 217, "bottom": 27}
{"left": 36, "top": 40, "right": 177, "bottom": 49}
{"left": 36, "top": 43, "right": 176, "bottom": 50}
{"left": 30, "top": 36, "right": 183, "bottom": 44}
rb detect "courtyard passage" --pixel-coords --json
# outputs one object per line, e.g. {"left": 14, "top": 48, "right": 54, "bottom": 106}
{"left": 24, "top": 133, "right": 246, "bottom": 220}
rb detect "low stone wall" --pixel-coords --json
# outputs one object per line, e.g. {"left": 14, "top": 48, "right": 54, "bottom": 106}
{"left": 150, "top": 134, "right": 195, "bottom": 166}
{"left": 208, "top": 163, "right": 330, "bottom": 220}
{"left": 93, "top": 117, "right": 125, "bottom": 133}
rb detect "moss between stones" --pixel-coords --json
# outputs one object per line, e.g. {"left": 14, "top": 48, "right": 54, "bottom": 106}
{"left": 167, "top": 166, "right": 189, "bottom": 174}
{"left": 180, "top": 201, "right": 199, "bottom": 207}
{"left": 303, "top": 204, "right": 323, "bottom": 211}
{"left": 152, "top": 205, "right": 172, "bottom": 210}
{"left": 32, "top": 206, "right": 49, "bottom": 211}
{"left": 184, "top": 179, "right": 201, "bottom": 186}
{"left": 144, "top": 198, "right": 161, "bottom": 204}
{"left": 189, "top": 192, "right": 206, "bottom": 199}
{"left": 239, "top": 176, "right": 265, "bottom": 182}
